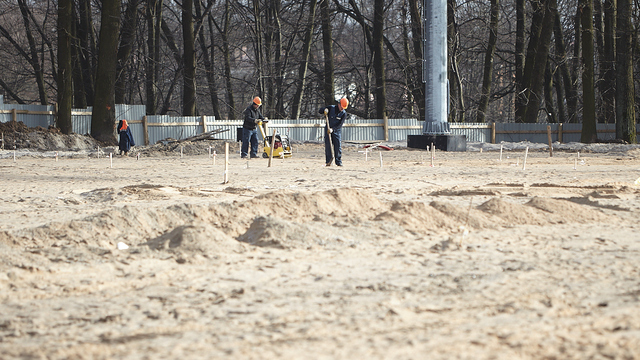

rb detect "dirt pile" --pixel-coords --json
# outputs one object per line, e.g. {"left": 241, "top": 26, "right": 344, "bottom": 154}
{"left": 0, "top": 121, "right": 99, "bottom": 151}
{"left": 3, "top": 188, "right": 617, "bottom": 263}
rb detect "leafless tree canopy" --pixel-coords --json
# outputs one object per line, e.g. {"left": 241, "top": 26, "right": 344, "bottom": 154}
{"left": 0, "top": 0, "right": 638, "bottom": 139}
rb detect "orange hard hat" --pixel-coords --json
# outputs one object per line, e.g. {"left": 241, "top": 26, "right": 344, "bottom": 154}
{"left": 340, "top": 97, "right": 349, "bottom": 109}
{"left": 253, "top": 96, "right": 262, "bottom": 106}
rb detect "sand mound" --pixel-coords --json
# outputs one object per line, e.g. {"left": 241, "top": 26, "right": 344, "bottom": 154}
{"left": 374, "top": 201, "right": 460, "bottom": 233}
{"left": 239, "top": 188, "right": 386, "bottom": 222}
{"left": 238, "top": 216, "right": 345, "bottom": 249}
{"left": 7, "top": 188, "right": 624, "bottom": 253}
{"left": 477, "top": 197, "right": 549, "bottom": 226}
{"left": 429, "top": 200, "right": 500, "bottom": 229}
{"left": 145, "top": 223, "right": 245, "bottom": 255}
{"left": 525, "top": 197, "right": 611, "bottom": 223}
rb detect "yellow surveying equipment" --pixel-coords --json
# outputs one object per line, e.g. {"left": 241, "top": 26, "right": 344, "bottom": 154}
{"left": 257, "top": 121, "right": 292, "bottom": 158}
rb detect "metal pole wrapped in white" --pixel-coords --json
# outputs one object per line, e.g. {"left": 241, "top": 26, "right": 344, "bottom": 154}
{"left": 422, "top": 0, "right": 449, "bottom": 134}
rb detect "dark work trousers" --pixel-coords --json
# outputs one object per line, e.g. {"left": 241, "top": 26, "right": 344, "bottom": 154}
{"left": 241, "top": 128, "right": 259, "bottom": 158}
{"left": 324, "top": 127, "right": 342, "bottom": 165}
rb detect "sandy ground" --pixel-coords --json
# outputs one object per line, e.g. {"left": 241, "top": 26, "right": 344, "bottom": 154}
{"left": 1, "top": 140, "right": 640, "bottom": 359}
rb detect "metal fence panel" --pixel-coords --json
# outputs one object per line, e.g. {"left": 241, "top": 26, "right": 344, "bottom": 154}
{"left": 450, "top": 123, "right": 491, "bottom": 142}
{"left": 3, "top": 94, "right": 639, "bottom": 147}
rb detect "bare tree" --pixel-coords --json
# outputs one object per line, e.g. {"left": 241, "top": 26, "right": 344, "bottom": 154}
{"left": 580, "top": 0, "right": 597, "bottom": 142}
{"left": 91, "top": 0, "right": 121, "bottom": 144}
{"left": 615, "top": 0, "right": 636, "bottom": 142}
{"left": 476, "top": 0, "right": 500, "bottom": 123}
{"left": 57, "top": 0, "right": 73, "bottom": 133}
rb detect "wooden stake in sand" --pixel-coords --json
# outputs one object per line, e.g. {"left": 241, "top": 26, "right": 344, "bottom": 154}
{"left": 13, "top": 146, "right": 16, "bottom": 162}
{"left": 430, "top": 143, "right": 435, "bottom": 167}
{"left": 268, "top": 129, "right": 277, "bottom": 167}
{"left": 213, "top": 150, "right": 217, "bottom": 165}
{"left": 97, "top": 146, "right": 100, "bottom": 158}
{"left": 55, "top": 152, "right": 58, "bottom": 162}
{"left": 379, "top": 151, "right": 383, "bottom": 168}
{"left": 223, "top": 143, "right": 229, "bottom": 183}
{"left": 109, "top": 153, "right": 113, "bottom": 168}
{"left": 547, "top": 125, "right": 553, "bottom": 157}
{"left": 499, "top": 144, "right": 503, "bottom": 161}
{"left": 574, "top": 157, "right": 577, "bottom": 170}
{"left": 523, "top": 147, "right": 529, "bottom": 170}
{"left": 365, "top": 148, "right": 368, "bottom": 161}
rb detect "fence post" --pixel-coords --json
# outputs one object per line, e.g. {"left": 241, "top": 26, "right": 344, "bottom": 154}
{"left": 201, "top": 115, "right": 207, "bottom": 133}
{"left": 491, "top": 122, "right": 496, "bottom": 144}
{"left": 11, "top": 109, "right": 17, "bottom": 123}
{"left": 384, "top": 116, "right": 389, "bottom": 141}
{"left": 142, "top": 116, "right": 149, "bottom": 145}
{"left": 558, "top": 123, "right": 563, "bottom": 143}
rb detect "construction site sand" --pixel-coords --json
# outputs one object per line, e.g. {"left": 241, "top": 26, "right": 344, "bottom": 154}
{"left": 1, "top": 140, "right": 640, "bottom": 359}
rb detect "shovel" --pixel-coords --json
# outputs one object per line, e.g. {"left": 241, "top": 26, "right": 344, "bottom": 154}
{"left": 324, "top": 112, "right": 334, "bottom": 166}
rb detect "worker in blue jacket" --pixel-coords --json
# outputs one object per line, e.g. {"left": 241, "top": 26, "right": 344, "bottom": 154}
{"left": 318, "top": 97, "right": 349, "bottom": 166}
{"left": 117, "top": 119, "right": 135, "bottom": 156}
{"left": 241, "top": 96, "right": 266, "bottom": 159}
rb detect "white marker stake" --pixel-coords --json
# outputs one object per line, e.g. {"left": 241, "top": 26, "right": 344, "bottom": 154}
{"left": 574, "top": 157, "right": 577, "bottom": 170}
{"left": 55, "top": 152, "right": 58, "bottom": 162}
{"left": 379, "top": 151, "right": 383, "bottom": 168}
{"left": 480, "top": 147, "right": 483, "bottom": 153}
{"left": 109, "top": 153, "right": 113, "bottom": 168}
{"left": 523, "top": 147, "right": 529, "bottom": 170}
{"left": 13, "top": 148, "right": 16, "bottom": 162}
{"left": 136, "top": 153, "right": 140, "bottom": 160}
{"left": 365, "top": 148, "right": 368, "bottom": 161}
{"left": 430, "top": 143, "right": 435, "bottom": 167}
{"left": 577, "top": 151, "right": 580, "bottom": 159}
{"left": 500, "top": 144, "right": 503, "bottom": 161}
{"left": 213, "top": 150, "right": 217, "bottom": 165}
{"left": 223, "top": 143, "right": 229, "bottom": 184}
{"left": 97, "top": 146, "right": 100, "bottom": 158}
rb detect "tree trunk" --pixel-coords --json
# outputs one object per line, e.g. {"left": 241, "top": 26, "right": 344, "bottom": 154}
{"left": 196, "top": 0, "right": 221, "bottom": 120}
{"left": 91, "top": 0, "right": 121, "bottom": 144}
{"left": 615, "top": 0, "right": 636, "bottom": 142}
{"left": 222, "top": 0, "right": 235, "bottom": 119}
{"left": 516, "top": 0, "right": 545, "bottom": 122}
{"left": 77, "top": 0, "right": 96, "bottom": 106}
{"left": 253, "top": 0, "right": 266, "bottom": 106}
{"left": 580, "top": 0, "right": 597, "bottom": 142}
{"left": 115, "top": 0, "right": 140, "bottom": 104}
{"left": 448, "top": 0, "right": 464, "bottom": 122}
{"left": 544, "top": 62, "right": 557, "bottom": 122}
{"left": 553, "top": 12, "right": 577, "bottom": 123}
{"left": 514, "top": 0, "right": 525, "bottom": 121}
{"left": 291, "top": 0, "right": 318, "bottom": 119}
{"left": 409, "top": 0, "right": 425, "bottom": 121}
{"left": 600, "top": 0, "right": 616, "bottom": 124}
{"left": 183, "top": 0, "right": 197, "bottom": 116}
{"left": 17, "top": 0, "right": 48, "bottom": 105}
{"left": 476, "top": 0, "right": 500, "bottom": 123}
{"left": 554, "top": 65, "right": 566, "bottom": 123}
{"left": 146, "top": 0, "right": 163, "bottom": 115}
{"left": 320, "top": 0, "right": 335, "bottom": 106}
{"left": 524, "top": 0, "right": 555, "bottom": 123}
{"left": 373, "top": 0, "right": 387, "bottom": 120}
{"left": 57, "top": 0, "right": 73, "bottom": 134}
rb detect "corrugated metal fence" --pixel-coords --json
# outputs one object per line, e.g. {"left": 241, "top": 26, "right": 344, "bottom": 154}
{"left": 1, "top": 96, "right": 637, "bottom": 145}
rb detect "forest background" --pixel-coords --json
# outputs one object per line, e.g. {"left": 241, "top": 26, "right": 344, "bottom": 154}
{"left": 0, "top": 0, "right": 637, "bottom": 144}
